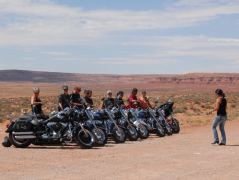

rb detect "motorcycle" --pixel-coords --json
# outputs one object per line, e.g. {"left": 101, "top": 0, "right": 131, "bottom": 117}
{"left": 134, "top": 108, "right": 165, "bottom": 137}
{"left": 127, "top": 109, "right": 149, "bottom": 139}
{"left": 5, "top": 108, "right": 95, "bottom": 149}
{"left": 111, "top": 108, "right": 139, "bottom": 141}
{"left": 159, "top": 101, "right": 180, "bottom": 134}
{"left": 83, "top": 108, "right": 108, "bottom": 146}
{"left": 93, "top": 108, "right": 126, "bottom": 143}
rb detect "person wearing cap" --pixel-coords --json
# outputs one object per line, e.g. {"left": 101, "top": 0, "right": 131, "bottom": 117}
{"left": 127, "top": 88, "right": 140, "bottom": 109}
{"left": 114, "top": 91, "right": 125, "bottom": 108}
{"left": 83, "top": 89, "right": 94, "bottom": 108}
{"left": 70, "top": 86, "right": 85, "bottom": 109}
{"left": 58, "top": 85, "right": 70, "bottom": 111}
{"left": 31, "top": 87, "right": 43, "bottom": 116}
{"left": 211, "top": 89, "right": 227, "bottom": 146}
{"left": 138, "top": 90, "right": 153, "bottom": 109}
{"left": 102, "top": 90, "right": 115, "bottom": 109}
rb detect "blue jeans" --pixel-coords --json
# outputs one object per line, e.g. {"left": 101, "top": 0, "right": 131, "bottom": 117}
{"left": 212, "top": 115, "right": 227, "bottom": 144}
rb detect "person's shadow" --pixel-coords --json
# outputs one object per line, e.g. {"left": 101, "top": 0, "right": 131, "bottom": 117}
{"left": 224, "top": 144, "right": 239, "bottom": 146}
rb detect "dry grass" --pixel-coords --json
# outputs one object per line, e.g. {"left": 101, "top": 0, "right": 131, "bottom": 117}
{"left": 1, "top": 82, "right": 239, "bottom": 126}
{"left": 1, "top": 91, "right": 239, "bottom": 127}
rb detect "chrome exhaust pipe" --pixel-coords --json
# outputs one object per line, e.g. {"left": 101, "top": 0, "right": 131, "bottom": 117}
{"left": 15, "top": 135, "right": 36, "bottom": 139}
{"left": 13, "top": 132, "right": 34, "bottom": 135}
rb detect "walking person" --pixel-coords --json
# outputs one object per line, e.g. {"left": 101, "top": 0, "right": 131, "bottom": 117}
{"left": 211, "top": 89, "right": 227, "bottom": 145}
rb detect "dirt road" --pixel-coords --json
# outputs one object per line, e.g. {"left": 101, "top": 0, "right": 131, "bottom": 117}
{"left": 0, "top": 120, "right": 239, "bottom": 180}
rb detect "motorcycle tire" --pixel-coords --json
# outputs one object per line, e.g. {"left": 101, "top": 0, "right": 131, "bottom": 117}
{"left": 126, "top": 125, "right": 139, "bottom": 141}
{"left": 9, "top": 132, "right": 31, "bottom": 148}
{"left": 137, "top": 124, "right": 149, "bottom": 139}
{"left": 112, "top": 127, "right": 126, "bottom": 143}
{"left": 92, "top": 128, "right": 107, "bottom": 146}
{"left": 172, "top": 119, "right": 180, "bottom": 134}
{"left": 76, "top": 129, "right": 94, "bottom": 149}
{"left": 155, "top": 123, "right": 165, "bottom": 137}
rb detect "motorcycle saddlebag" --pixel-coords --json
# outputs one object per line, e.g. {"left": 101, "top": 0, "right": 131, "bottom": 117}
{"left": 13, "top": 115, "right": 33, "bottom": 132}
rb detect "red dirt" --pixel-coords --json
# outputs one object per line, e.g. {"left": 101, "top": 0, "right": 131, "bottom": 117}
{"left": 0, "top": 120, "right": 239, "bottom": 180}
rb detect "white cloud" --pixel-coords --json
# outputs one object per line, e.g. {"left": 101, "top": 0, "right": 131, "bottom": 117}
{"left": 0, "top": 0, "right": 239, "bottom": 46}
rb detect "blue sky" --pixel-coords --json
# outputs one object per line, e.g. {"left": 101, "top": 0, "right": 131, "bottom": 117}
{"left": 0, "top": 0, "right": 239, "bottom": 74}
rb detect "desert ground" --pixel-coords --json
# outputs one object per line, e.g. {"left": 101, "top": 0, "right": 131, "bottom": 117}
{"left": 1, "top": 72, "right": 239, "bottom": 179}
{"left": 1, "top": 120, "right": 239, "bottom": 180}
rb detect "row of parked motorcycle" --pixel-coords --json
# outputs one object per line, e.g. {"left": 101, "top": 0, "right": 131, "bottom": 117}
{"left": 2, "top": 101, "right": 180, "bottom": 148}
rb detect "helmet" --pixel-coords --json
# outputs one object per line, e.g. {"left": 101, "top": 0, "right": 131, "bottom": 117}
{"left": 62, "top": 85, "right": 68, "bottom": 90}
{"left": 33, "top": 87, "right": 40, "bottom": 93}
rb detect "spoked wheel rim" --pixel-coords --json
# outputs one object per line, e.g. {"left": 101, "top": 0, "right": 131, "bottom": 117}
{"left": 92, "top": 128, "right": 106, "bottom": 145}
{"left": 127, "top": 125, "right": 138, "bottom": 139}
{"left": 114, "top": 128, "right": 126, "bottom": 142}
{"left": 139, "top": 124, "right": 148, "bottom": 137}
{"left": 77, "top": 130, "right": 94, "bottom": 147}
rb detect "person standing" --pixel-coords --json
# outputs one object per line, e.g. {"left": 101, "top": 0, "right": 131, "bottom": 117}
{"left": 211, "top": 89, "right": 227, "bottom": 145}
{"left": 58, "top": 85, "right": 70, "bottom": 111}
{"left": 31, "top": 87, "right": 43, "bottom": 115}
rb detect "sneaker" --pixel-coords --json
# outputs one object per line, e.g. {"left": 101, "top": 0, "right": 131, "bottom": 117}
{"left": 211, "top": 141, "right": 219, "bottom": 145}
{"left": 219, "top": 143, "right": 226, "bottom": 146}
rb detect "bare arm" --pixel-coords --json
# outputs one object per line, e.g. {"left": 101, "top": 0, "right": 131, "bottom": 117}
{"left": 31, "top": 96, "right": 42, "bottom": 105}
{"left": 214, "top": 97, "right": 222, "bottom": 112}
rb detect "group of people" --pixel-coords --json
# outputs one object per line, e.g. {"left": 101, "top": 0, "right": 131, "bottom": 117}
{"left": 30, "top": 86, "right": 154, "bottom": 117}
{"left": 30, "top": 86, "right": 228, "bottom": 146}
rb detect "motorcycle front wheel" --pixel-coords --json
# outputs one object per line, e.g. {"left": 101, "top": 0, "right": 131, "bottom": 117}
{"left": 76, "top": 129, "right": 94, "bottom": 149}
{"left": 92, "top": 128, "right": 107, "bottom": 146}
{"left": 126, "top": 125, "right": 139, "bottom": 141}
{"left": 137, "top": 124, "right": 149, "bottom": 139}
{"left": 112, "top": 127, "right": 126, "bottom": 143}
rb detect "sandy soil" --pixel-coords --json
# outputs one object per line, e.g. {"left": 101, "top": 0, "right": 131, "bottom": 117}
{"left": 0, "top": 120, "right": 239, "bottom": 180}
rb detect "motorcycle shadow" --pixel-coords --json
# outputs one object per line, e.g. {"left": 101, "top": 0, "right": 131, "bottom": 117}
{"left": 28, "top": 144, "right": 102, "bottom": 150}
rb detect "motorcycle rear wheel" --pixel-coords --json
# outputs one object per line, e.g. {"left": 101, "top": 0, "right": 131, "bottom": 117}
{"left": 9, "top": 132, "right": 31, "bottom": 148}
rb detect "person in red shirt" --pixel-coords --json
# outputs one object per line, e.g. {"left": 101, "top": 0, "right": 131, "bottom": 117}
{"left": 138, "top": 90, "right": 153, "bottom": 109}
{"left": 127, "top": 88, "right": 140, "bottom": 109}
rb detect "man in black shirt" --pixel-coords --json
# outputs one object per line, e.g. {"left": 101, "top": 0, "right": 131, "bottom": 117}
{"left": 70, "top": 86, "right": 85, "bottom": 109}
{"left": 115, "top": 91, "right": 125, "bottom": 108}
{"left": 102, "top": 90, "right": 115, "bottom": 109}
{"left": 58, "top": 85, "right": 70, "bottom": 111}
{"left": 84, "top": 89, "right": 94, "bottom": 108}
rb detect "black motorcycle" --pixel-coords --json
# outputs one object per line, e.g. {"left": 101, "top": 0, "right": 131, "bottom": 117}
{"left": 111, "top": 108, "right": 139, "bottom": 141}
{"left": 127, "top": 108, "right": 149, "bottom": 139}
{"left": 83, "top": 108, "right": 108, "bottom": 146}
{"left": 159, "top": 101, "right": 180, "bottom": 134}
{"left": 5, "top": 108, "right": 95, "bottom": 148}
{"left": 93, "top": 109, "right": 126, "bottom": 143}
{"left": 135, "top": 108, "right": 165, "bottom": 137}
